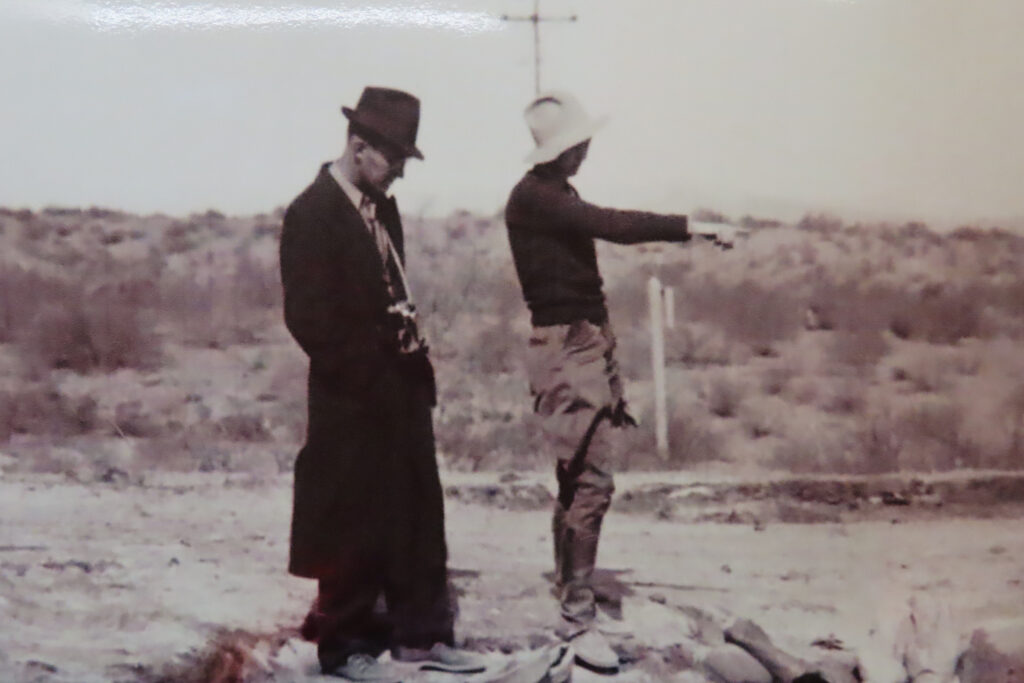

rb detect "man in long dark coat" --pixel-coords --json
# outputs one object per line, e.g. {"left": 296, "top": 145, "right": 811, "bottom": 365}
{"left": 280, "top": 87, "right": 479, "bottom": 680}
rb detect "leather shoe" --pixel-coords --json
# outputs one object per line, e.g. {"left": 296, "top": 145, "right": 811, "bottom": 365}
{"left": 328, "top": 653, "right": 404, "bottom": 682}
{"left": 568, "top": 628, "right": 620, "bottom": 673}
{"left": 593, "top": 612, "right": 632, "bottom": 637}
{"left": 477, "top": 645, "right": 568, "bottom": 683}
{"left": 392, "top": 642, "right": 487, "bottom": 673}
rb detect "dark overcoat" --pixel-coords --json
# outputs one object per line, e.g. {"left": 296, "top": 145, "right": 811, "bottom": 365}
{"left": 279, "top": 164, "right": 447, "bottom": 586}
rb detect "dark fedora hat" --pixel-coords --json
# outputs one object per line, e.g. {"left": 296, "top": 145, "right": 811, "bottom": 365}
{"left": 342, "top": 86, "right": 424, "bottom": 160}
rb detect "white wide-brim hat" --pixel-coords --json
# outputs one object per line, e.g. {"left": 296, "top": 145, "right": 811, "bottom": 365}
{"left": 523, "top": 91, "right": 608, "bottom": 165}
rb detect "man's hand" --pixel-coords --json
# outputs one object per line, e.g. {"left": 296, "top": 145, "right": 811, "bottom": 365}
{"left": 690, "top": 221, "right": 740, "bottom": 249}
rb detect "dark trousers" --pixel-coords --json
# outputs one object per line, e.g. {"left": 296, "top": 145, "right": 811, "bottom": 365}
{"left": 312, "top": 560, "right": 455, "bottom": 672}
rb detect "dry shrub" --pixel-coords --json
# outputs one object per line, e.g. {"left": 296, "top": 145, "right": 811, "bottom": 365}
{"left": 739, "top": 215, "right": 782, "bottom": 230}
{"left": 160, "top": 251, "right": 280, "bottom": 348}
{"left": 797, "top": 213, "right": 844, "bottom": 235}
{"left": 1004, "top": 384, "right": 1024, "bottom": 469}
{"left": 894, "top": 220, "right": 936, "bottom": 241}
{"left": 739, "top": 398, "right": 786, "bottom": 439}
{"left": 704, "top": 371, "right": 744, "bottom": 418}
{"left": 788, "top": 376, "right": 824, "bottom": 406}
{"left": 134, "top": 434, "right": 231, "bottom": 472}
{"left": 992, "top": 280, "right": 1024, "bottom": 321}
{"left": 162, "top": 437, "right": 283, "bottom": 474}
{"left": 822, "top": 378, "right": 867, "bottom": 415}
{"left": 615, "top": 321, "right": 733, "bottom": 381}
{"left": 17, "top": 285, "right": 161, "bottom": 374}
{"left": 680, "top": 278, "right": 800, "bottom": 355}
{"left": 612, "top": 399, "right": 725, "bottom": 469}
{"left": 806, "top": 279, "right": 886, "bottom": 336}
{"left": 770, "top": 428, "right": 847, "bottom": 473}
{"left": 162, "top": 220, "right": 201, "bottom": 254}
{"left": 887, "top": 283, "right": 982, "bottom": 344}
{"left": 664, "top": 410, "right": 724, "bottom": 465}
{"left": 437, "top": 413, "right": 545, "bottom": 471}
{"left": 767, "top": 408, "right": 904, "bottom": 475}
{"left": 899, "top": 400, "right": 975, "bottom": 471}
{"left": 809, "top": 277, "right": 991, "bottom": 346}
{"left": 20, "top": 214, "right": 52, "bottom": 241}
{"left": 692, "top": 208, "right": 729, "bottom": 224}
{"left": 233, "top": 246, "right": 282, "bottom": 309}
{"left": 266, "top": 355, "right": 308, "bottom": 444}
{"left": 761, "top": 363, "right": 796, "bottom": 396}
{"left": 216, "top": 414, "right": 271, "bottom": 442}
{"left": 611, "top": 327, "right": 653, "bottom": 379}
{"left": 467, "top": 319, "right": 522, "bottom": 375}
{"left": 950, "top": 225, "right": 992, "bottom": 242}
{"left": 896, "top": 351, "right": 955, "bottom": 393}
{"left": 252, "top": 214, "right": 282, "bottom": 239}
{"left": 666, "top": 322, "right": 734, "bottom": 367}
{"left": 826, "top": 329, "right": 889, "bottom": 370}
{"left": 840, "top": 388, "right": 1024, "bottom": 474}
{"left": 851, "top": 409, "right": 902, "bottom": 474}
{"left": 0, "top": 265, "right": 71, "bottom": 343}
{"left": 0, "top": 385, "right": 97, "bottom": 442}
{"left": 113, "top": 400, "right": 164, "bottom": 437}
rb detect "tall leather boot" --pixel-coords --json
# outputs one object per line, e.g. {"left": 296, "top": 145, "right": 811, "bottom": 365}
{"left": 552, "top": 500, "right": 569, "bottom": 590}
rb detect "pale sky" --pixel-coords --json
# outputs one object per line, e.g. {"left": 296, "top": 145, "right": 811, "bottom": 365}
{"left": 1, "top": 0, "right": 1022, "bottom": 228}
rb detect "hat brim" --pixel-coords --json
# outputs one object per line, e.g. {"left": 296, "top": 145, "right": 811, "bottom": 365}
{"left": 524, "top": 116, "right": 607, "bottom": 165}
{"left": 342, "top": 106, "right": 424, "bottom": 160}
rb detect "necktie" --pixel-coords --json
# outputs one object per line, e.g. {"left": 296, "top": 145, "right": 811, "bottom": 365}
{"left": 358, "top": 195, "right": 391, "bottom": 266}
{"left": 358, "top": 195, "right": 402, "bottom": 299}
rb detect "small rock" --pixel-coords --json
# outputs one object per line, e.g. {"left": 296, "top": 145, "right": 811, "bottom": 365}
{"left": 0, "top": 452, "right": 16, "bottom": 472}
{"left": 880, "top": 491, "right": 910, "bottom": 506}
{"left": 25, "top": 660, "right": 59, "bottom": 673}
{"left": 701, "top": 644, "right": 772, "bottom": 683}
{"left": 99, "top": 467, "right": 131, "bottom": 485}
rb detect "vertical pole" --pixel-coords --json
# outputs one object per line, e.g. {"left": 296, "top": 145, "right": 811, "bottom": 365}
{"left": 664, "top": 287, "right": 675, "bottom": 329}
{"left": 648, "top": 276, "right": 669, "bottom": 460}
{"left": 533, "top": 0, "right": 541, "bottom": 95}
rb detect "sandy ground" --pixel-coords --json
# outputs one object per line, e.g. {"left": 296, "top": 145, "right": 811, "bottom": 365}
{"left": 1, "top": 469, "right": 1023, "bottom": 682}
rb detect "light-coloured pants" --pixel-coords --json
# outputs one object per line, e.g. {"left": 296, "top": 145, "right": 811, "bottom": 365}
{"left": 526, "top": 319, "right": 630, "bottom": 624}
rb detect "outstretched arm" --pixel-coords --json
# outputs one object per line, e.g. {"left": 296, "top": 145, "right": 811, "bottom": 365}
{"left": 506, "top": 175, "right": 691, "bottom": 244}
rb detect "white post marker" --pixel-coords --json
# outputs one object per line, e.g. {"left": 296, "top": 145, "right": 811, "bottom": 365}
{"left": 664, "top": 287, "right": 675, "bottom": 329}
{"left": 648, "top": 276, "right": 669, "bottom": 460}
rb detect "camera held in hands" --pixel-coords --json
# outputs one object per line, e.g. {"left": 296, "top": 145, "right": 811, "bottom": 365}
{"left": 387, "top": 300, "right": 428, "bottom": 356}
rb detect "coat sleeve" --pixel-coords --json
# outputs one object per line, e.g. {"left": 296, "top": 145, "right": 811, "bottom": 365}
{"left": 279, "top": 201, "right": 393, "bottom": 390}
{"left": 506, "top": 176, "right": 691, "bottom": 245}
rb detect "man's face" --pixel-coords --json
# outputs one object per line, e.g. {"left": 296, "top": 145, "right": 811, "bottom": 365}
{"left": 558, "top": 139, "right": 590, "bottom": 177}
{"left": 355, "top": 138, "right": 407, "bottom": 195}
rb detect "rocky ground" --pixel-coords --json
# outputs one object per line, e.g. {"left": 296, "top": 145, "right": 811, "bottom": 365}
{"left": 2, "top": 469, "right": 1023, "bottom": 682}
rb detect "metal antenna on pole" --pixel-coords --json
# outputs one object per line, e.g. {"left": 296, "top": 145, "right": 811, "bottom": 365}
{"left": 501, "top": 0, "right": 577, "bottom": 95}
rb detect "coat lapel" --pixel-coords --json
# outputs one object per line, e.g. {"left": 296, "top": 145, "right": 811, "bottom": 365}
{"left": 311, "top": 164, "right": 393, "bottom": 296}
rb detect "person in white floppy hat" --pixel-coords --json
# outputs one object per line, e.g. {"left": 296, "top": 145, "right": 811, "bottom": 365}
{"left": 503, "top": 91, "right": 732, "bottom": 675}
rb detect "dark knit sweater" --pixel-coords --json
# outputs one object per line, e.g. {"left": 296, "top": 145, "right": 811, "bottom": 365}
{"left": 504, "top": 167, "right": 692, "bottom": 326}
